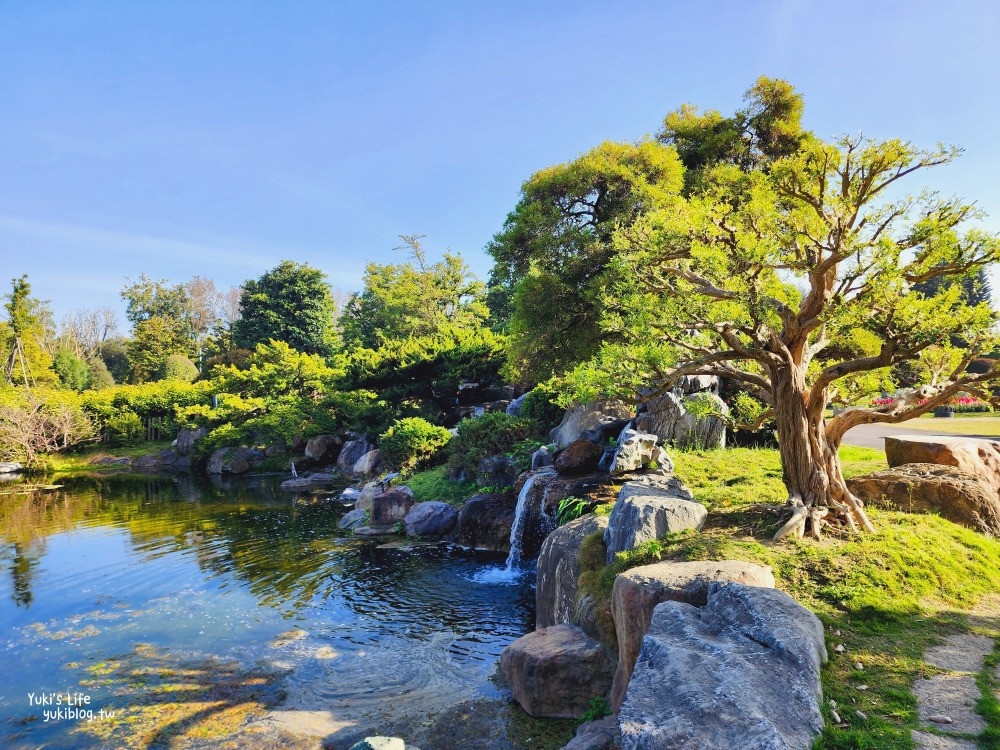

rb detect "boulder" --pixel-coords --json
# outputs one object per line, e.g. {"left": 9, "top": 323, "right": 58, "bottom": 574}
{"left": 0, "top": 462, "right": 23, "bottom": 474}
{"left": 349, "top": 737, "right": 405, "bottom": 750}
{"left": 604, "top": 478, "right": 706, "bottom": 563}
{"left": 536, "top": 514, "right": 610, "bottom": 629}
{"left": 635, "top": 392, "right": 728, "bottom": 450}
{"left": 174, "top": 427, "right": 207, "bottom": 456}
{"left": 207, "top": 447, "right": 258, "bottom": 475}
{"left": 355, "top": 481, "right": 379, "bottom": 511}
{"left": 280, "top": 472, "right": 338, "bottom": 491}
{"left": 305, "top": 433, "right": 342, "bottom": 463}
{"left": 885, "top": 435, "right": 1000, "bottom": 497}
{"left": 456, "top": 492, "right": 517, "bottom": 552}
{"left": 339, "top": 487, "right": 362, "bottom": 506}
{"left": 404, "top": 501, "right": 459, "bottom": 537}
{"left": 338, "top": 508, "right": 368, "bottom": 531}
{"left": 555, "top": 440, "right": 604, "bottom": 476}
{"left": 506, "top": 392, "right": 529, "bottom": 417}
{"left": 532, "top": 445, "right": 554, "bottom": 469}
{"left": 370, "top": 487, "right": 415, "bottom": 526}
{"left": 337, "top": 434, "right": 372, "bottom": 474}
{"left": 352, "top": 449, "right": 381, "bottom": 476}
{"left": 619, "top": 583, "right": 827, "bottom": 750}
{"left": 847, "top": 463, "right": 1000, "bottom": 536}
{"left": 549, "top": 400, "right": 633, "bottom": 450}
{"left": 608, "top": 427, "right": 659, "bottom": 475}
{"left": 264, "top": 444, "right": 287, "bottom": 458}
{"left": 610, "top": 560, "right": 776, "bottom": 711}
{"left": 559, "top": 716, "right": 618, "bottom": 750}
{"left": 476, "top": 455, "right": 520, "bottom": 487}
{"left": 500, "top": 624, "right": 613, "bottom": 719}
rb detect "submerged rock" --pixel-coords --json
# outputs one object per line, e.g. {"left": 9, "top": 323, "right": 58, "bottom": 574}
{"left": 280, "top": 472, "right": 337, "bottom": 490}
{"left": 604, "top": 478, "right": 705, "bottom": 563}
{"left": 500, "top": 624, "right": 613, "bottom": 719}
{"left": 619, "top": 583, "right": 826, "bottom": 750}
{"left": 404, "top": 501, "right": 458, "bottom": 537}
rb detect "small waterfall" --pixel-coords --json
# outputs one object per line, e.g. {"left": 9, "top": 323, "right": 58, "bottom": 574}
{"left": 472, "top": 467, "right": 555, "bottom": 584}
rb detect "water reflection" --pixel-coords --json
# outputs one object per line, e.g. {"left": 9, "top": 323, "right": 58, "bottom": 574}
{"left": 0, "top": 473, "right": 535, "bottom": 749}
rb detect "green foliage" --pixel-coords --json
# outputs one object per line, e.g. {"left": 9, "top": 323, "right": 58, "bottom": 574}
{"left": 232, "top": 260, "right": 337, "bottom": 357}
{"left": 87, "top": 358, "right": 115, "bottom": 390}
{"left": 53, "top": 348, "right": 91, "bottom": 391}
{"left": 487, "top": 139, "right": 684, "bottom": 382}
{"left": 341, "top": 236, "right": 489, "bottom": 350}
{"left": 127, "top": 315, "right": 192, "bottom": 383}
{"left": 404, "top": 465, "right": 478, "bottom": 506}
{"left": 379, "top": 417, "right": 453, "bottom": 471}
{"left": 578, "top": 696, "right": 611, "bottom": 725}
{"left": 0, "top": 384, "right": 94, "bottom": 463}
{"left": 158, "top": 354, "right": 199, "bottom": 383}
{"left": 104, "top": 409, "right": 145, "bottom": 447}
{"left": 99, "top": 338, "right": 130, "bottom": 384}
{"left": 556, "top": 496, "right": 588, "bottom": 526}
{"left": 2, "top": 275, "right": 57, "bottom": 387}
{"left": 448, "top": 411, "right": 536, "bottom": 475}
{"left": 81, "top": 379, "right": 213, "bottom": 443}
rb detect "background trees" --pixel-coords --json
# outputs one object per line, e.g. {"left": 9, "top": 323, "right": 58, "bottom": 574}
{"left": 232, "top": 260, "right": 337, "bottom": 357}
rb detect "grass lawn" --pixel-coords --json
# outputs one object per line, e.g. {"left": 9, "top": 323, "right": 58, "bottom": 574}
{"left": 580, "top": 446, "right": 1000, "bottom": 750}
{"left": 40, "top": 440, "right": 174, "bottom": 474}
{"left": 906, "top": 415, "right": 1000, "bottom": 437}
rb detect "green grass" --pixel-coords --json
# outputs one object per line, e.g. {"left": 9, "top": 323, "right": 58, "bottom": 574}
{"left": 404, "top": 464, "right": 479, "bottom": 506}
{"left": 40, "top": 440, "right": 174, "bottom": 474}
{"left": 579, "top": 446, "right": 1000, "bottom": 750}
{"left": 907, "top": 416, "right": 1000, "bottom": 437}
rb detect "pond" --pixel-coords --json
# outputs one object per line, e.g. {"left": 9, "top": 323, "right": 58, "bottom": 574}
{"left": 0, "top": 473, "right": 572, "bottom": 750}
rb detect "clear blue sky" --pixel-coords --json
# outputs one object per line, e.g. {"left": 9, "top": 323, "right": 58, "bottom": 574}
{"left": 2, "top": 0, "right": 999, "bottom": 321}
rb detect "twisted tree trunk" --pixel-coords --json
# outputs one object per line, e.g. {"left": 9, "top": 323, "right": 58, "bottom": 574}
{"left": 770, "top": 366, "right": 875, "bottom": 540}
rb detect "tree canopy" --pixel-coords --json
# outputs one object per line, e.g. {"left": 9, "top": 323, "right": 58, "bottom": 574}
{"left": 231, "top": 260, "right": 338, "bottom": 357}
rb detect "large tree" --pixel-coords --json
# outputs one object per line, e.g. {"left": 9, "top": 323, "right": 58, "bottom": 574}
{"left": 340, "top": 235, "right": 488, "bottom": 350}
{"left": 486, "top": 140, "right": 684, "bottom": 382}
{"left": 232, "top": 260, "right": 337, "bottom": 357}
{"left": 595, "top": 133, "right": 1000, "bottom": 540}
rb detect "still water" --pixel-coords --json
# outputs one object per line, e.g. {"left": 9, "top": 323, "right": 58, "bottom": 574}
{"left": 0, "top": 473, "right": 545, "bottom": 749}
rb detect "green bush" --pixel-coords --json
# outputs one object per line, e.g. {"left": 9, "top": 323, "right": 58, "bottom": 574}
{"left": 159, "top": 354, "right": 199, "bottom": 383}
{"left": 87, "top": 358, "right": 115, "bottom": 390}
{"left": 448, "top": 411, "right": 536, "bottom": 475}
{"left": 104, "top": 409, "right": 145, "bottom": 447}
{"left": 520, "top": 386, "right": 564, "bottom": 429}
{"left": 380, "top": 417, "right": 452, "bottom": 471}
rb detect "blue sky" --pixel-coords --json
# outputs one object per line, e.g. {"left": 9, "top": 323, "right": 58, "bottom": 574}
{"left": 2, "top": 0, "right": 999, "bottom": 321}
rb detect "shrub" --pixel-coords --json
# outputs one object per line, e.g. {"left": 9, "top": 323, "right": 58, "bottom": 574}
{"left": 104, "top": 409, "right": 145, "bottom": 447}
{"left": 87, "top": 358, "right": 115, "bottom": 390}
{"left": 519, "top": 386, "right": 564, "bottom": 429}
{"left": 405, "top": 465, "right": 478, "bottom": 506}
{"left": 53, "top": 349, "right": 91, "bottom": 391}
{"left": 159, "top": 354, "right": 199, "bottom": 383}
{"left": 0, "top": 386, "right": 94, "bottom": 463}
{"left": 380, "top": 417, "right": 452, "bottom": 471}
{"left": 448, "top": 411, "right": 536, "bottom": 475}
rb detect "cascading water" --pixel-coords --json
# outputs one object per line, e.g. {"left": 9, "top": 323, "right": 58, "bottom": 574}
{"left": 473, "top": 467, "right": 555, "bottom": 584}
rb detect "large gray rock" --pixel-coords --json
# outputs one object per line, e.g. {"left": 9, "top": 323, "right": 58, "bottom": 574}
{"left": 404, "top": 501, "right": 458, "bottom": 537}
{"left": 337, "top": 434, "right": 372, "bottom": 474}
{"left": 619, "top": 583, "right": 827, "bottom": 750}
{"left": 610, "top": 560, "right": 776, "bottom": 710}
{"left": 0, "top": 462, "right": 23, "bottom": 474}
{"left": 506, "top": 391, "right": 529, "bottom": 417}
{"left": 635, "top": 392, "right": 728, "bottom": 450}
{"left": 207, "top": 446, "right": 260, "bottom": 475}
{"left": 549, "top": 400, "right": 633, "bottom": 450}
{"left": 338, "top": 508, "right": 368, "bottom": 531}
{"left": 536, "top": 514, "right": 609, "bottom": 629}
{"left": 305, "top": 433, "right": 342, "bottom": 462}
{"left": 847, "top": 463, "right": 1000, "bottom": 536}
{"left": 476, "top": 455, "right": 520, "bottom": 487}
{"left": 456, "top": 492, "right": 517, "bottom": 552}
{"left": 559, "top": 716, "right": 618, "bottom": 750}
{"left": 174, "top": 427, "right": 207, "bottom": 456}
{"left": 279, "top": 472, "right": 338, "bottom": 490}
{"left": 604, "top": 478, "right": 706, "bottom": 563}
{"left": 500, "top": 624, "right": 613, "bottom": 719}
{"left": 608, "top": 427, "right": 659, "bottom": 474}
{"left": 370, "top": 487, "right": 415, "bottom": 526}
{"left": 352, "top": 449, "right": 381, "bottom": 476}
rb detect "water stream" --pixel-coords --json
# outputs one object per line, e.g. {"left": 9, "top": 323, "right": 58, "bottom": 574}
{"left": 0, "top": 473, "right": 556, "bottom": 749}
